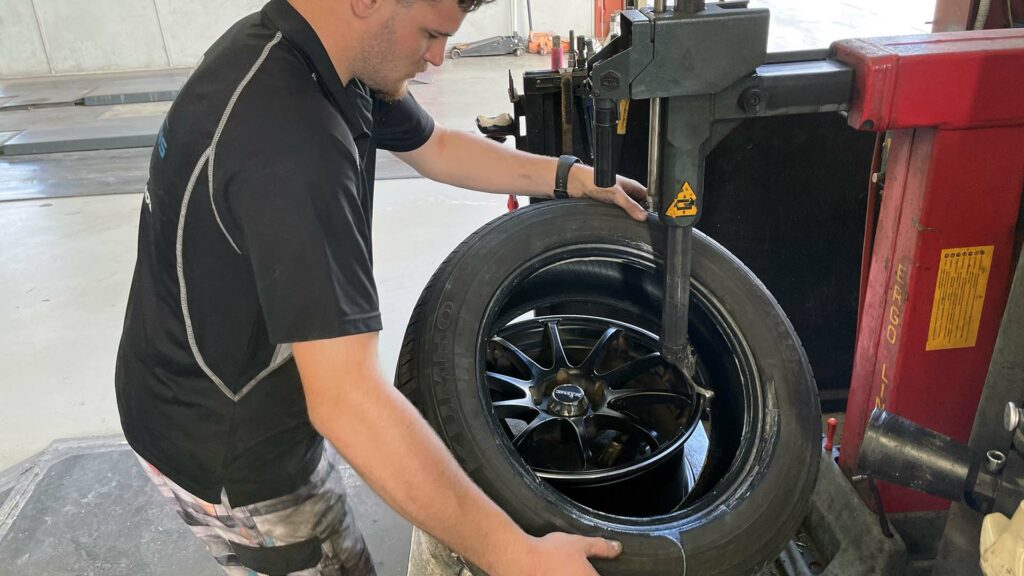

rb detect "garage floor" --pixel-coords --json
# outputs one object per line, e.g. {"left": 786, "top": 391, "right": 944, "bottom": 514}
{"left": 0, "top": 2, "right": 932, "bottom": 574}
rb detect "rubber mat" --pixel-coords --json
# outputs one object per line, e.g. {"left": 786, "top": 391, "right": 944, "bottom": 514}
{"left": 82, "top": 76, "right": 186, "bottom": 106}
{"left": 0, "top": 438, "right": 411, "bottom": 575}
{"left": 0, "top": 148, "right": 150, "bottom": 202}
{"left": 0, "top": 131, "right": 20, "bottom": 147}
{"left": 0, "top": 86, "right": 95, "bottom": 110}
{"left": 0, "top": 441, "right": 221, "bottom": 576}
{"left": 1, "top": 116, "right": 164, "bottom": 156}
{"left": 0, "top": 144, "right": 419, "bottom": 202}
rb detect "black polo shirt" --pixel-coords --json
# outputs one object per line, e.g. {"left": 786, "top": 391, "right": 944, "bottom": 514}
{"left": 115, "top": 0, "right": 434, "bottom": 506}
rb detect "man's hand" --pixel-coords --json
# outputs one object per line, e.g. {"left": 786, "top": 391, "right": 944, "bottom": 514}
{"left": 501, "top": 533, "right": 623, "bottom": 576}
{"left": 567, "top": 163, "right": 649, "bottom": 222}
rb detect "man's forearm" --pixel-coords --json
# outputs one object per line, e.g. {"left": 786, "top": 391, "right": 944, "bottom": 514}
{"left": 310, "top": 375, "right": 531, "bottom": 575}
{"left": 400, "top": 127, "right": 561, "bottom": 197}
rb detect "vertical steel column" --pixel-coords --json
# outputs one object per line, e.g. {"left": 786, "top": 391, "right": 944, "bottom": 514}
{"left": 657, "top": 95, "right": 713, "bottom": 369}
{"left": 661, "top": 226, "right": 694, "bottom": 366}
{"left": 647, "top": 98, "right": 663, "bottom": 211}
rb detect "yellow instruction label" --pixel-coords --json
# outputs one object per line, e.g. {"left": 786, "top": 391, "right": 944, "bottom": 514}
{"left": 666, "top": 182, "right": 698, "bottom": 218}
{"left": 926, "top": 245, "right": 994, "bottom": 351}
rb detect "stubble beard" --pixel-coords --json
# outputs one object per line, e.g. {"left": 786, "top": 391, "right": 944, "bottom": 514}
{"left": 371, "top": 79, "right": 409, "bottom": 103}
{"left": 354, "top": 14, "right": 412, "bottom": 103}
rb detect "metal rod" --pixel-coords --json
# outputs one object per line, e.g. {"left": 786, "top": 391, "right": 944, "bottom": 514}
{"left": 661, "top": 226, "right": 693, "bottom": 367}
{"left": 654, "top": 0, "right": 666, "bottom": 12}
{"left": 646, "top": 98, "right": 663, "bottom": 212}
{"left": 593, "top": 98, "right": 618, "bottom": 187}
{"left": 569, "top": 30, "right": 576, "bottom": 69}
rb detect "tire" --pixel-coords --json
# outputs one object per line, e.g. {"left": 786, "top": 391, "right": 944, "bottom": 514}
{"left": 396, "top": 201, "right": 820, "bottom": 575}
{"left": 450, "top": 48, "right": 462, "bottom": 60}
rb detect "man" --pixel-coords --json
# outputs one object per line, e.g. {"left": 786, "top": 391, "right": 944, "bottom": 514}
{"left": 115, "top": 0, "right": 648, "bottom": 574}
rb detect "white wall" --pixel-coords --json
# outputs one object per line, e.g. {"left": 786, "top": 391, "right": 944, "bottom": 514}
{"left": 0, "top": 0, "right": 51, "bottom": 77}
{"left": 519, "top": 0, "right": 594, "bottom": 42}
{"left": 33, "top": 0, "right": 169, "bottom": 73}
{"left": 452, "top": 0, "right": 594, "bottom": 46}
{"left": 0, "top": 0, "right": 264, "bottom": 78}
{"left": 153, "top": 0, "right": 267, "bottom": 67}
{"left": 0, "top": 0, "right": 594, "bottom": 78}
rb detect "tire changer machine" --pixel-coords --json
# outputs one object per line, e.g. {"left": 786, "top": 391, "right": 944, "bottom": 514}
{"left": 581, "top": 2, "right": 1019, "bottom": 569}
{"left": 469, "top": 1, "right": 1024, "bottom": 574}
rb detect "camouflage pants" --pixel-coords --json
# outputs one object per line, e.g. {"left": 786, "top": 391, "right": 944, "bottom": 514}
{"left": 137, "top": 448, "right": 376, "bottom": 576}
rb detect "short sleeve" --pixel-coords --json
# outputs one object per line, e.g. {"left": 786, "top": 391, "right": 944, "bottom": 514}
{"left": 227, "top": 145, "right": 382, "bottom": 344}
{"left": 373, "top": 92, "right": 435, "bottom": 153}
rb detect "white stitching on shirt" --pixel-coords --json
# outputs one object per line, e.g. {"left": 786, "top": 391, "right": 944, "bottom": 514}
{"left": 208, "top": 31, "right": 283, "bottom": 256}
{"left": 235, "top": 344, "right": 293, "bottom": 401}
{"left": 178, "top": 32, "right": 293, "bottom": 402}
{"left": 177, "top": 147, "right": 238, "bottom": 400}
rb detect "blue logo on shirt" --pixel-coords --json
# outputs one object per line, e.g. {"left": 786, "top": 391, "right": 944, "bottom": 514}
{"left": 157, "top": 131, "right": 168, "bottom": 158}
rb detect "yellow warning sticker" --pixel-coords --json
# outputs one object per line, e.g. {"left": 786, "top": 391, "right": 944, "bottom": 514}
{"left": 926, "top": 245, "right": 994, "bottom": 351}
{"left": 666, "top": 182, "right": 698, "bottom": 218}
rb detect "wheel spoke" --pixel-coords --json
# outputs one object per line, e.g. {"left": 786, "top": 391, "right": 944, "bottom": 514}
{"left": 606, "top": 389, "right": 691, "bottom": 407}
{"left": 595, "top": 407, "right": 661, "bottom": 448}
{"left": 492, "top": 398, "right": 539, "bottom": 420}
{"left": 512, "top": 413, "right": 557, "bottom": 448}
{"left": 580, "top": 327, "right": 623, "bottom": 371}
{"left": 568, "top": 416, "right": 594, "bottom": 469}
{"left": 490, "top": 336, "right": 544, "bottom": 378}
{"left": 600, "top": 352, "right": 662, "bottom": 388}
{"left": 485, "top": 371, "right": 534, "bottom": 399}
{"left": 544, "top": 321, "right": 570, "bottom": 368}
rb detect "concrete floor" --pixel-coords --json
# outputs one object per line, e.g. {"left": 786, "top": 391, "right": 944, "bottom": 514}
{"left": 0, "top": 2, "right": 933, "bottom": 573}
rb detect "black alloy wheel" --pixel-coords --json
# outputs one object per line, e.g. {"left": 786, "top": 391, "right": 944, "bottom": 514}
{"left": 397, "top": 201, "right": 820, "bottom": 575}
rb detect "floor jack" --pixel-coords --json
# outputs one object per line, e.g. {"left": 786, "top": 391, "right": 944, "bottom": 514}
{"left": 410, "top": 1, "right": 1024, "bottom": 573}
{"left": 448, "top": 0, "right": 531, "bottom": 59}
{"left": 449, "top": 34, "right": 526, "bottom": 59}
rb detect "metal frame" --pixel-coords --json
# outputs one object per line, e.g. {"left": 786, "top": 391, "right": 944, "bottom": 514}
{"left": 585, "top": 2, "right": 857, "bottom": 376}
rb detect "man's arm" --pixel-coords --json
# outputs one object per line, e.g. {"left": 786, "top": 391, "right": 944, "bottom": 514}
{"left": 394, "top": 126, "right": 649, "bottom": 221}
{"left": 292, "top": 332, "right": 621, "bottom": 576}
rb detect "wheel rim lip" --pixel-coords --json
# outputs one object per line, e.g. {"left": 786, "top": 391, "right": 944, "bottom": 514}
{"left": 489, "top": 315, "right": 701, "bottom": 484}
{"left": 476, "top": 242, "right": 764, "bottom": 523}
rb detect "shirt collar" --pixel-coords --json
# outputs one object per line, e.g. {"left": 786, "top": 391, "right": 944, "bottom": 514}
{"left": 262, "top": 0, "right": 371, "bottom": 137}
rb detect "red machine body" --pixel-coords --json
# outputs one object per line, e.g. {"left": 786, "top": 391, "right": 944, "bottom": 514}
{"left": 594, "top": 0, "right": 625, "bottom": 40}
{"left": 836, "top": 30, "right": 1024, "bottom": 512}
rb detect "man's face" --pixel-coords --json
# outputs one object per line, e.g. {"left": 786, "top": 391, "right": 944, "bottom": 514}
{"left": 355, "top": 0, "right": 466, "bottom": 101}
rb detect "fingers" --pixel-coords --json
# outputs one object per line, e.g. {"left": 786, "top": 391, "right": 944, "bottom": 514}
{"left": 617, "top": 176, "right": 648, "bottom": 203}
{"left": 612, "top": 187, "right": 649, "bottom": 222}
{"left": 583, "top": 536, "right": 624, "bottom": 559}
{"left": 577, "top": 180, "right": 649, "bottom": 221}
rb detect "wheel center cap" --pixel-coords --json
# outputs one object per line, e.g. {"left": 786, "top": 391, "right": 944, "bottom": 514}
{"left": 548, "top": 384, "right": 590, "bottom": 417}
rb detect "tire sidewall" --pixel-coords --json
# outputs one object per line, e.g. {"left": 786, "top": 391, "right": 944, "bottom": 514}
{"left": 404, "top": 202, "right": 820, "bottom": 575}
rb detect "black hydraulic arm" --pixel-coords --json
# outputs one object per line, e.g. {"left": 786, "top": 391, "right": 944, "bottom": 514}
{"left": 593, "top": 98, "right": 618, "bottom": 188}
{"left": 585, "top": 1, "right": 854, "bottom": 375}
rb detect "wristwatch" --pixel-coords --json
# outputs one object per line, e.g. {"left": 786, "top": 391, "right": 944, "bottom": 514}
{"left": 553, "top": 155, "right": 582, "bottom": 199}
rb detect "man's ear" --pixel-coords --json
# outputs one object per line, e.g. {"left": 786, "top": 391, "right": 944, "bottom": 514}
{"left": 351, "top": 0, "right": 383, "bottom": 19}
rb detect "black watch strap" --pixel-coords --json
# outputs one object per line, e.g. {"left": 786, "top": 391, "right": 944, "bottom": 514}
{"left": 554, "top": 155, "right": 582, "bottom": 199}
